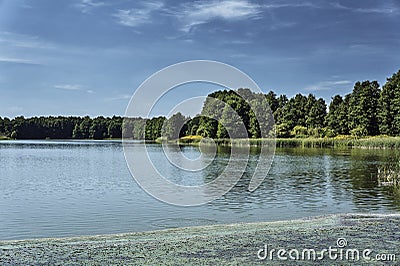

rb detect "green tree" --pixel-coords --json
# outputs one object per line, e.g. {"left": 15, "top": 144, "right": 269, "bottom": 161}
{"left": 326, "top": 95, "right": 343, "bottom": 133}
{"left": 265, "top": 91, "right": 279, "bottom": 113}
{"left": 348, "top": 81, "right": 380, "bottom": 136}
{"left": 282, "top": 94, "right": 308, "bottom": 130}
{"left": 217, "top": 103, "right": 246, "bottom": 138}
{"left": 379, "top": 70, "right": 400, "bottom": 135}
{"left": 273, "top": 94, "right": 288, "bottom": 125}
{"left": 196, "top": 116, "right": 218, "bottom": 138}
{"left": 162, "top": 112, "right": 187, "bottom": 140}
{"left": 145, "top": 116, "right": 166, "bottom": 140}
{"left": 89, "top": 117, "right": 107, "bottom": 139}
{"left": 305, "top": 94, "right": 327, "bottom": 129}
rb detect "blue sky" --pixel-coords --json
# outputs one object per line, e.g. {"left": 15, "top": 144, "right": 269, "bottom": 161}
{"left": 0, "top": 0, "right": 399, "bottom": 118}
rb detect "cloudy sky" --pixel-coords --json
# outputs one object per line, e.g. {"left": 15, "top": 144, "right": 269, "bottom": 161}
{"left": 0, "top": 0, "right": 399, "bottom": 118}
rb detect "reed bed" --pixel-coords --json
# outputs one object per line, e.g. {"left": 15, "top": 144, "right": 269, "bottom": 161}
{"left": 172, "top": 136, "right": 400, "bottom": 149}
{"left": 277, "top": 136, "right": 400, "bottom": 149}
{"left": 378, "top": 160, "right": 400, "bottom": 188}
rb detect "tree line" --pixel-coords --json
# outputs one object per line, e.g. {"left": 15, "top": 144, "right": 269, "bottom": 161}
{"left": 0, "top": 116, "right": 123, "bottom": 139}
{"left": 1, "top": 69, "right": 399, "bottom": 140}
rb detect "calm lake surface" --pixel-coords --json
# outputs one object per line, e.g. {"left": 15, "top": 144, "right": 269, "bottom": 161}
{"left": 1, "top": 140, "right": 399, "bottom": 240}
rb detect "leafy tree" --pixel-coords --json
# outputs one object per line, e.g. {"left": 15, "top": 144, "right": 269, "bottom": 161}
{"left": 379, "top": 70, "right": 400, "bottom": 135}
{"left": 216, "top": 103, "right": 247, "bottom": 138}
{"left": 275, "top": 123, "right": 291, "bottom": 138}
{"left": 249, "top": 93, "right": 274, "bottom": 138}
{"left": 282, "top": 94, "right": 308, "bottom": 130}
{"left": 265, "top": 91, "right": 279, "bottom": 113}
{"left": 291, "top": 125, "right": 308, "bottom": 138}
{"left": 0, "top": 117, "right": 4, "bottom": 136}
{"left": 145, "top": 116, "right": 166, "bottom": 140}
{"left": 305, "top": 94, "right": 327, "bottom": 129}
{"left": 89, "top": 117, "right": 107, "bottom": 139}
{"left": 273, "top": 94, "right": 288, "bottom": 125}
{"left": 348, "top": 81, "right": 380, "bottom": 136}
{"left": 326, "top": 95, "right": 344, "bottom": 133}
{"left": 196, "top": 116, "right": 218, "bottom": 138}
{"left": 132, "top": 118, "right": 146, "bottom": 139}
{"left": 162, "top": 112, "right": 187, "bottom": 140}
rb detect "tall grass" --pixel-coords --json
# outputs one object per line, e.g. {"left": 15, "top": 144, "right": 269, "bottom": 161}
{"left": 378, "top": 160, "right": 400, "bottom": 188}
{"left": 175, "top": 136, "right": 400, "bottom": 149}
{"left": 276, "top": 136, "right": 400, "bottom": 149}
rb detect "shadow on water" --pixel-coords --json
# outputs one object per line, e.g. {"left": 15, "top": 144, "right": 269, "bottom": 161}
{"left": 205, "top": 147, "right": 400, "bottom": 212}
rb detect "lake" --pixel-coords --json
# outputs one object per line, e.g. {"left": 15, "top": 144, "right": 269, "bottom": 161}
{"left": 0, "top": 140, "right": 399, "bottom": 240}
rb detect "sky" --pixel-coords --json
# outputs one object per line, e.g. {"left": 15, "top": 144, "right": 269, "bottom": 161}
{"left": 0, "top": 0, "right": 399, "bottom": 118}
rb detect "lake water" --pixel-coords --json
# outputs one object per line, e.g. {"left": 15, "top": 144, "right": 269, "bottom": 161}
{"left": 1, "top": 140, "right": 399, "bottom": 240}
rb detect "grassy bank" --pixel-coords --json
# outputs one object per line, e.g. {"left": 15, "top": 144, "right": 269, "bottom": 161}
{"left": 276, "top": 136, "right": 400, "bottom": 149}
{"left": 0, "top": 136, "right": 9, "bottom": 140}
{"left": 0, "top": 214, "right": 398, "bottom": 265}
{"left": 175, "top": 135, "right": 400, "bottom": 149}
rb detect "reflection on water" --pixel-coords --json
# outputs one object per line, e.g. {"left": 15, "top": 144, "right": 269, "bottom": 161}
{"left": 0, "top": 140, "right": 399, "bottom": 240}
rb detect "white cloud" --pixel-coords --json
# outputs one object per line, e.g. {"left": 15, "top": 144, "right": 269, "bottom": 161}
{"left": 170, "top": 0, "right": 319, "bottom": 32}
{"left": 107, "top": 94, "right": 131, "bottom": 101}
{"left": 304, "top": 80, "right": 353, "bottom": 92}
{"left": 54, "top": 84, "right": 83, "bottom": 91}
{"left": 330, "top": 2, "right": 398, "bottom": 14}
{"left": 0, "top": 56, "right": 38, "bottom": 65}
{"left": 0, "top": 31, "right": 54, "bottom": 49}
{"left": 113, "top": 1, "right": 164, "bottom": 27}
{"left": 110, "top": 0, "right": 317, "bottom": 32}
{"left": 176, "top": 0, "right": 263, "bottom": 32}
{"left": 54, "top": 84, "right": 96, "bottom": 94}
{"left": 75, "top": 0, "right": 106, "bottom": 14}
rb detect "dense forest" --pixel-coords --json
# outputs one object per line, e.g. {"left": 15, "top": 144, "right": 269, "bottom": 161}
{"left": 1, "top": 70, "right": 400, "bottom": 140}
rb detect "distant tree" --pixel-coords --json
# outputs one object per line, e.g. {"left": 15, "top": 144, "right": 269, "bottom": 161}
{"left": 273, "top": 94, "right": 288, "bottom": 125}
{"left": 196, "top": 116, "right": 218, "bottom": 138}
{"left": 162, "top": 112, "right": 187, "bottom": 140}
{"left": 0, "top": 117, "right": 4, "bottom": 135}
{"left": 89, "top": 117, "right": 107, "bottom": 139}
{"left": 217, "top": 103, "right": 246, "bottom": 138}
{"left": 326, "top": 95, "right": 343, "bottom": 134}
{"left": 249, "top": 93, "right": 274, "bottom": 138}
{"left": 265, "top": 91, "right": 279, "bottom": 113}
{"left": 131, "top": 118, "right": 146, "bottom": 139}
{"left": 122, "top": 118, "right": 136, "bottom": 139}
{"left": 145, "top": 116, "right": 166, "bottom": 140}
{"left": 379, "top": 70, "right": 400, "bottom": 135}
{"left": 282, "top": 94, "right": 308, "bottom": 130}
{"left": 72, "top": 116, "right": 90, "bottom": 139}
{"left": 348, "top": 81, "right": 380, "bottom": 136}
{"left": 305, "top": 94, "right": 327, "bottom": 129}
{"left": 275, "top": 123, "right": 291, "bottom": 138}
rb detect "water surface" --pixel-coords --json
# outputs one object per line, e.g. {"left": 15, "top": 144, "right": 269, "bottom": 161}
{"left": 0, "top": 140, "right": 399, "bottom": 240}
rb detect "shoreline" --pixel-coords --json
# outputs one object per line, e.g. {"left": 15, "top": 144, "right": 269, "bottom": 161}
{"left": 3, "top": 136, "right": 400, "bottom": 149}
{"left": 1, "top": 213, "right": 399, "bottom": 265}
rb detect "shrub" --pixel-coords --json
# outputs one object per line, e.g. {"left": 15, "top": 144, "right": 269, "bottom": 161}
{"left": 291, "top": 125, "right": 308, "bottom": 137}
{"left": 350, "top": 126, "right": 368, "bottom": 138}
{"left": 275, "top": 123, "right": 291, "bottom": 138}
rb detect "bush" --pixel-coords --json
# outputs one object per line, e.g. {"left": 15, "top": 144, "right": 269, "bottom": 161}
{"left": 322, "top": 128, "right": 337, "bottom": 138}
{"left": 291, "top": 125, "right": 308, "bottom": 137}
{"left": 350, "top": 126, "right": 368, "bottom": 138}
{"left": 275, "top": 123, "right": 291, "bottom": 138}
